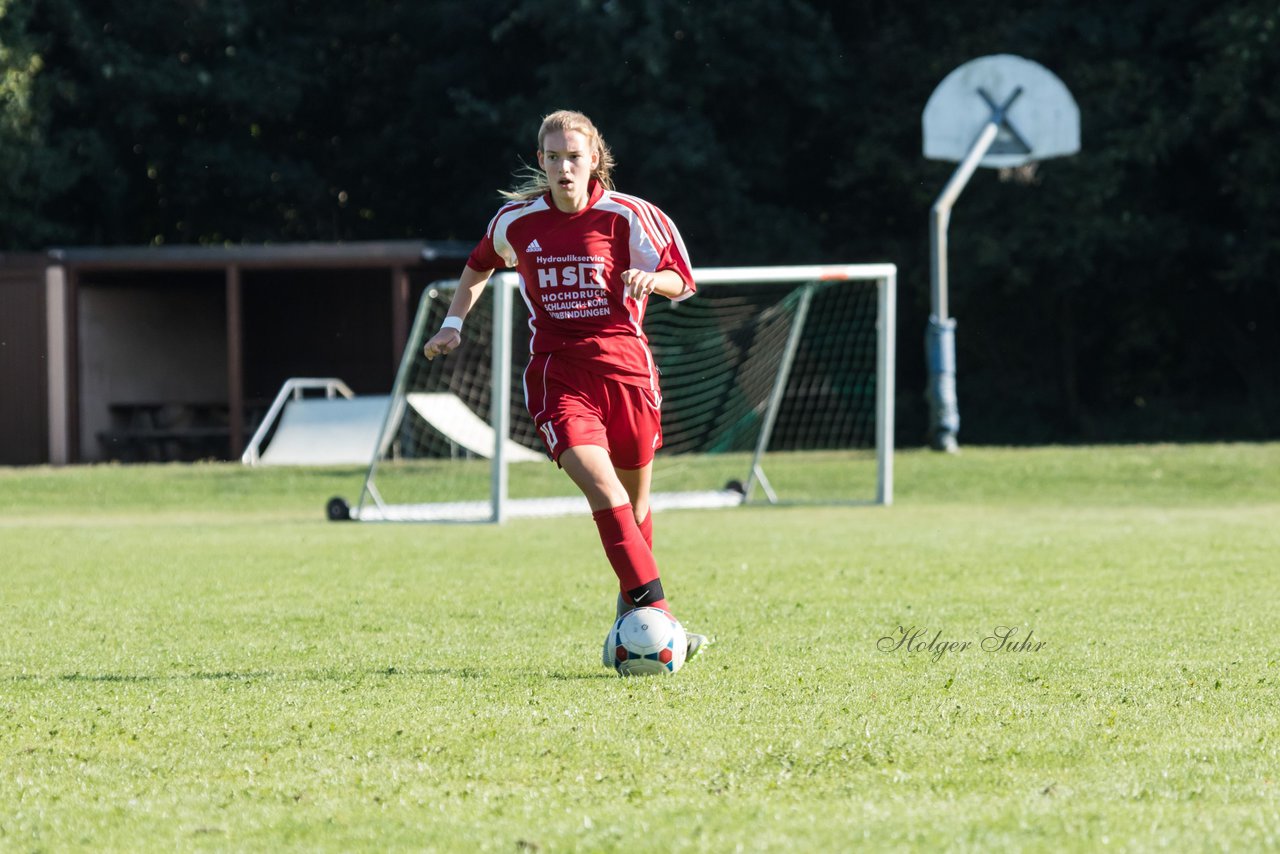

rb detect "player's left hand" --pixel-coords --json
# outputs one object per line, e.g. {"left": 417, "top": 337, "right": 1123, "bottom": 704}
{"left": 423, "top": 328, "right": 461, "bottom": 360}
{"left": 621, "top": 269, "right": 658, "bottom": 301}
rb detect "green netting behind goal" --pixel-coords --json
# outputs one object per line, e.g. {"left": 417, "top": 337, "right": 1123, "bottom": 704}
{"left": 356, "top": 265, "right": 895, "bottom": 522}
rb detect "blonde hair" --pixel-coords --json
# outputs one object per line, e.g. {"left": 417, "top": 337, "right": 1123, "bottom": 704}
{"left": 500, "top": 110, "right": 616, "bottom": 201}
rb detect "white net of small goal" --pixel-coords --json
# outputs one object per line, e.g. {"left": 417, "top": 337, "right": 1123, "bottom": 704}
{"left": 354, "top": 265, "right": 895, "bottom": 522}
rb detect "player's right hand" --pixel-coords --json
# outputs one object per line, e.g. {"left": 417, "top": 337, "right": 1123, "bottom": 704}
{"left": 423, "top": 329, "right": 461, "bottom": 360}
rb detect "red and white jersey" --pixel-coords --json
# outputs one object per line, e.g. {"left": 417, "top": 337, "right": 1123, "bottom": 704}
{"left": 466, "top": 179, "right": 695, "bottom": 387}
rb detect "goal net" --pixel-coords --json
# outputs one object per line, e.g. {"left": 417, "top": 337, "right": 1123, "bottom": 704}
{"left": 352, "top": 265, "right": 896, "bottom": 522}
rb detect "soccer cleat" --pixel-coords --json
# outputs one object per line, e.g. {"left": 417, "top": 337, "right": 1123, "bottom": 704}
{"left": 685, "top": 631, "right": 710, "bottom": 661}
{"left": 616, "top": 592, "right": 635, "bottom": 620}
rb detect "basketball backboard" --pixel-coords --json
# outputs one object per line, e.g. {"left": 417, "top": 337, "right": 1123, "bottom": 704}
{"left": 923, "top": 54, "right": 1079, "bottom": 169}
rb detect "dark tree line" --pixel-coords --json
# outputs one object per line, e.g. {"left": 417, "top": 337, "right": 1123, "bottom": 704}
{"left": 2, "top": 0, "right": 1276, "bottom": 443}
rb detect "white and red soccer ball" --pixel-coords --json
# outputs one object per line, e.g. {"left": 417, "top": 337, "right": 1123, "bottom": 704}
{"left": 605, "top": 606, "right": 688, "bottom": 676}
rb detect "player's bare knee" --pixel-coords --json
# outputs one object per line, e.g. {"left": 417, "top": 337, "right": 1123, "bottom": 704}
{"left": 576, "top": 477, "right": 629, "bottom": 511}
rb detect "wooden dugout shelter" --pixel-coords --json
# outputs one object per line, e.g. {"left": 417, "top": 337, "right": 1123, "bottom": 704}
{"left": 0, "top": 241, "right": 470, "bottom": 466}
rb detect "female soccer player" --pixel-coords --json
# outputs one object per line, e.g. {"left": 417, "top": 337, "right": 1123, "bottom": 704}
{"left": 423, "top": 110, "right": 707, "bottom": 661}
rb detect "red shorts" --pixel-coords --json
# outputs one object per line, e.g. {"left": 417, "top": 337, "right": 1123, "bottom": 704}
{"left": 523, "top": 353, "right": 663, "bottom": 469}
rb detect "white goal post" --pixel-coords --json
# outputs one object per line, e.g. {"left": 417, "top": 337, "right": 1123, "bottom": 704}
{"left": 349, "top": 264, "right": 896, "bottom": 523}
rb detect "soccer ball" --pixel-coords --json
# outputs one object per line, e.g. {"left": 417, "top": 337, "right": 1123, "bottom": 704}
{"left": 605, "top": 606, "right": 688, "bottom": 676}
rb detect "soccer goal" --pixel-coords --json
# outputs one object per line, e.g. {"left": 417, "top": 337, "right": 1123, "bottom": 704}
{"left": 348, "top": 264, "right": 896, "bottom": 522}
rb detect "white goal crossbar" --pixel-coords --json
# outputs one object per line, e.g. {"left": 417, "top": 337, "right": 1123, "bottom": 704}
{"left": 353, "top": 264, "right": 896, "bottom": 523}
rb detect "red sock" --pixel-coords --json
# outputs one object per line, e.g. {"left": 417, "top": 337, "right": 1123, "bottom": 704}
{"left": 638, "top": 509, "right": 653, "bottom": 551}
{"left": 593, "top": 504, "right": 670, "bottom": 613}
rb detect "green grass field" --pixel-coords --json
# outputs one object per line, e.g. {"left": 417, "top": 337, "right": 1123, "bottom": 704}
{"left": 2, "top": 444, "right": 1278, "bottom": 851}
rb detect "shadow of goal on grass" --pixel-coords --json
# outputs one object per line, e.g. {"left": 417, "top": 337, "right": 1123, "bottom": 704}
{"left": 6, "top": 665, "right": 619, "bottom": 683}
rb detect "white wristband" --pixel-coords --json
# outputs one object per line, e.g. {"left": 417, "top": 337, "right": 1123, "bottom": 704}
{"left": 440, "top": 316, "right": 463, "bottom": 332}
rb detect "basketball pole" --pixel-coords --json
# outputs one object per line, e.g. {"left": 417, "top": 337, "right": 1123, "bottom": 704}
{"left": 923, "top": 57, "right": 1080, "bottom": 454}
{"left": 926, "top": 102, "right": 1010, "bottom": 453}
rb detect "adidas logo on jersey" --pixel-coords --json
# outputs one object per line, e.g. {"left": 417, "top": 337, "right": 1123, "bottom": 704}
{"left": 526, "top": 239, "right": 543, "bottom": 252}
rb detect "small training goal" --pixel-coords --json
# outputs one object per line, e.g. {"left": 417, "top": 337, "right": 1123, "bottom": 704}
{"left": 343, "top": 264, "right": 896, "bottom": 522}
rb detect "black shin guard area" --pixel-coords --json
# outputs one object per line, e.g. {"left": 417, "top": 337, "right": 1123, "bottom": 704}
{"left": 626, "top": 579, "right": 664, "bottom": 608}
